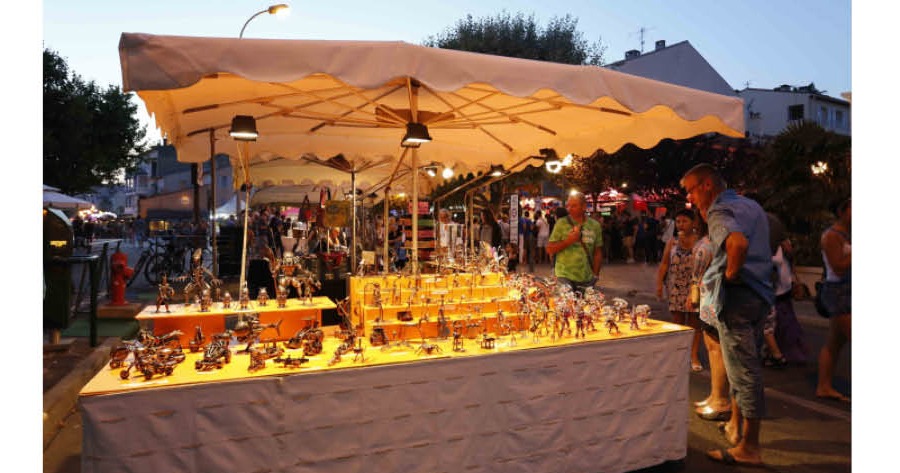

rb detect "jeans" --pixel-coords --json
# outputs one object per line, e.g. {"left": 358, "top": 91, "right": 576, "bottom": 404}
{"left": 711, "top": 283, "right": 769, "bottom": 419}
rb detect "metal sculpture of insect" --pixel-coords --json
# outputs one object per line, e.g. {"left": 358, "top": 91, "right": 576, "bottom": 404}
{"left": 232, "top": 313, "right": 283, "bottom": 353}
{"left": 179, "top": 248, "right": 222, "bottom": 306}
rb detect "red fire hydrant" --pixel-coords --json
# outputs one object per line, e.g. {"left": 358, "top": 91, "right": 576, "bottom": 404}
{"left": 109, "top": 250, "right": 134, "bottom": 306}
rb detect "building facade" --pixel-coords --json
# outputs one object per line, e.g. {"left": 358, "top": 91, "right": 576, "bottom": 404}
{"left": 739, "top": 84, "right": 851, "bottom": 141}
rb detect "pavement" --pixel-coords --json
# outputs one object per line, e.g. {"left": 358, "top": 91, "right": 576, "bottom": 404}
{"left": 43, "top": 251, "right": 852, "bottom": 473}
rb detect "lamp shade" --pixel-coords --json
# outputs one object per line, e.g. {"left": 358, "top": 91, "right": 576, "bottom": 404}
{"left": 401, "top": 122, "right": 432, "bottom": 147}
{"left": 230, "top": 115, "right": 258, "bottom": 141}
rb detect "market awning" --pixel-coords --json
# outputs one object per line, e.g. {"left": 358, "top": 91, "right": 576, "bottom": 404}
{"left": 119, "top": 33, "right": 744, "bottom": 171}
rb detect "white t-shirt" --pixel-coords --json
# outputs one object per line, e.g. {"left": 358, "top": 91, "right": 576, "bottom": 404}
{"left": 772, "top": 246, "right": 793, "bottom": 296}
{"left": 536, "top": 217, "right": 550, "bottom": 238}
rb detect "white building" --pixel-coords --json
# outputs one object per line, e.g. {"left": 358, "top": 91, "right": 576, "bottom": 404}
{"left": 604, "top": 40, "right": 850, "bottom": 144}
{"left": 738, "top": 84, "right": 851, "bottom": 141}
{"left": 605, "top": 40, "right": 737, "bottom": 97}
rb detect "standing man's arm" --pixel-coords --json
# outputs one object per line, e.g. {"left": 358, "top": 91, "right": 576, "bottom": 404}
{"left": 724, "top": 231, "right": 749, "bottom": 281}
{"left": 592, "top": 245, "right": 603, "bottom": 277}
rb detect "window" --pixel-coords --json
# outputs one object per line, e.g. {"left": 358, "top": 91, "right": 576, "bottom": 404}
{"left": 819, "top": 106, "right": 828, "bottom": 126}
{"left": 834, "top": 110, "right": 845, "bottom": 129}
{"left": 788, "top": 104, "right": 804, "bottom": 121}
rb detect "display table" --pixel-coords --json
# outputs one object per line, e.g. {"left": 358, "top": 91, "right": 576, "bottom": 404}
{"left": 80, "top": 320, "right": 692, "bottom": 473}
{"left": 135, "top": 297, "right": 337, "bottom": 346}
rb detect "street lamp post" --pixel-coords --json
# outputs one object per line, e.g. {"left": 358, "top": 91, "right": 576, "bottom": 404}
{"left": 239, "top": 4, "right": 290, "bottom": 38}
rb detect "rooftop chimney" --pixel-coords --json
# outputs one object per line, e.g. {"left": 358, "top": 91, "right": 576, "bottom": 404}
{"left": 625, "top": 49, "right": 641, "bottom": 60}
{"left": 655, "top": 40, "right": 666, "bottom": 50}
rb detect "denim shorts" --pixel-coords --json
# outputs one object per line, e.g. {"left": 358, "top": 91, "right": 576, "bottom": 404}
{"left": 710, "top": 283, "right": 769, "bottom": 419}
{"left": 557, "top": 277, "right": 597, "bottom": 296}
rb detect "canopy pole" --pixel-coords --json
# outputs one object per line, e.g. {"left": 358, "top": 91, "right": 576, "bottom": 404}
{"left": 379, "top": 148, "right": 409, "bottom": 275}
{"left": 411, "top": 147, "right": 419, "bottom": 275}
{"left": 351, "top": 170, "right": 357, "bottom": 271}
{"left": 237, "top": 142, "right": 251, "bottom": 294}
{"left": 209, "top": 130, "right": 218, "bottom": 277}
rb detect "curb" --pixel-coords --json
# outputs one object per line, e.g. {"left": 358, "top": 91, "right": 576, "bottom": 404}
{"left": 43, "top": 337, "right": 118, "bottom": 450}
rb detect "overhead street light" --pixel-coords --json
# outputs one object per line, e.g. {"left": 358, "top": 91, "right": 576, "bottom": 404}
{"left": 239, "top": 4, "right": 290, "bottom": 39}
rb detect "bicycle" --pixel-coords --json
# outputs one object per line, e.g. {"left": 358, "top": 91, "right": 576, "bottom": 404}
{"left": 126, "top": 238, "right": 165, "bottom": 287}
{"left": 143, "top": 236, "right": 194, "bottom": 286}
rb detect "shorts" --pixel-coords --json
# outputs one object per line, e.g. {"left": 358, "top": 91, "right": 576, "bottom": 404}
{"left": 537, "top": 235, "right": 549, "bottom": 248}
{"left": 819, "top": 278, "right": 851, "bottom": 317}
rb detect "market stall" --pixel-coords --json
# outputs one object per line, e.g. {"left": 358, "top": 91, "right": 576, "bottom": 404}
{"left": 101, "top": 32, "right": 747, "bottom": 473}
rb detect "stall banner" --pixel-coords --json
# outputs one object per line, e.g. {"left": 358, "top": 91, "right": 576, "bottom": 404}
{"left": 323, "top": 200, "right": 351, "bottom": 227}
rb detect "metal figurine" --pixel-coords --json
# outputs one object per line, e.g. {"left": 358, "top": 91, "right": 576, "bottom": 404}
{"left": 180, "top": 248, "right": 222, "bottom": 305}
{"left": 200, "top": 289, "right": 212, "bottom": 312}
{"left": 276, "top": 285, "right": 288, "bottom": 308}
{"left": 602, "top": 306, "right": 620, "bottom": 335}
{"left": 575, "top": 313, "right": 586, "bottom": 339}
{"left": 352, "top": 339, "right": 366, "bottom": 363}
{"left": 222, "top": 291, "right": 233, "bottom": 309}
{"left": 248, "top": 341, "right": 284, "bottom": 372}
{"left": 188, "top": 325, "right": 206, "bottom": 352}
{"left": 369, "top": 325, "right": 388, "bottom": 347}
{"left": 612, "top": 298, "right": 629, "bottom": 322}
{"left": 257, "top": 288, "right": 269, "bottom": 306}
{"left": 155, "top": 274, "right": 175, "bottom": 313}
{"left": 451, "top": 320, "right": 465, "bottom": 352}
{"left": 120, "top": 346, "right": 179, "bottom": 380}
{"left": 634, "top": 304, "right": 651, "bottom": 326}
{"left": 232, "top": 313, "right": 283, "bottom": 353}
{"left": 436, "top": 307, "right": 450, "bottom": 340}
{"left": 195, "top": 339, "right": 232, "bottom": 371}
{"left": 415, "top": 340, "right": 443, "bottom": 356}
{"left": 275, "top": 354, "right": 310, "bottom": 368}
{"left": 629, "top": 308, "right": 640, "bottom": 331}
{"left": 237, "top": 285, "right": 249, "bottom": 310}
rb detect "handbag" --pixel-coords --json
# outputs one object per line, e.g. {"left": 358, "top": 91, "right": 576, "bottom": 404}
{"left": 814, "top": 281, "right": 830, "bottom": 318}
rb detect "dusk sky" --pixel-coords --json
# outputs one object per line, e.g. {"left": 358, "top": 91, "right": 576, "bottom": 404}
{"left": 42, "top": 0, "right": 852, "bottom": 143}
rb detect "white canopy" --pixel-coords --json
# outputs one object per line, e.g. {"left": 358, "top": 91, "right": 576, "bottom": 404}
{"left": 43, "top": 189, "right": 93, "bottom": 210}
{"left": 119, "top": 33, "right": 744, "bottom": 171}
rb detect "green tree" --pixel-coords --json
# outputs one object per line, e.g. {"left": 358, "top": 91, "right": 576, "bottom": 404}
{"left": 746, "top": 122, "right": 851, "bottom": 264}
{"left": 424, "top": 11, "right": 606, "bottom": 66}
{"left": 43, "top": 48, "right": 148, "bottom": 195}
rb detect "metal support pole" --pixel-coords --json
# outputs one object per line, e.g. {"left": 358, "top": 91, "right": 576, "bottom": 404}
{"left": 412, "top": 147, "right": 419, "bottom": 274}
{"left": 351, "top": 170, "right": 357, "bottom": 270}
{"left": 209, "top": 130, "right": 219, "bottom": 277}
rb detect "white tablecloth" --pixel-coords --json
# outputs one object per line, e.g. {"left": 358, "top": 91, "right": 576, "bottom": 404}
{"left": 81, "top": 331, "right": 690, "bottom": 473}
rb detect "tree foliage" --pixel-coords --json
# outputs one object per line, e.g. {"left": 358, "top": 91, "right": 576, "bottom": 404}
{"left": 744, "top": 122, "right": 851, "bottom": 264}
{"left": 424, "top": 11, "right": 606, "bottom": 66}
{"left": 43, "top": 48, "right": 148, "bottom": 195}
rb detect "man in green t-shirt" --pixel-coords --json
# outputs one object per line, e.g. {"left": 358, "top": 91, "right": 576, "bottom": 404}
{"left": 547, "top": 193, "right": 604, "bottom": 294}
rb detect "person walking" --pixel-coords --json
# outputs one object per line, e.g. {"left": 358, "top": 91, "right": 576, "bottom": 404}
{"left": 546, "top": 193, "right": 603, "bottom": 295}
{"left": 535, "top": 210, "right": 550, "bottom": 264}
{"left": 656, "top": 209, "right": 703, "bottom": 372}
{"left": 682, "top": 163, "right": 773, "bottom": 467}
{"left": 816, "top": 197, "right": 851, "bottom": 402}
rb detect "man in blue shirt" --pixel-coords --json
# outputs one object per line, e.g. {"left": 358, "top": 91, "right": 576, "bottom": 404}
{"left": 681, "top": 164, "right": 773, "bottom": 468}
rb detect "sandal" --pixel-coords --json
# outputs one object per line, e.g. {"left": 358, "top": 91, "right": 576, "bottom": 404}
{"left": 763, "top": 356, "right": 787, "bottom": 369}
{"left": 691, "top": 361, "right": 703, "bottom": 372}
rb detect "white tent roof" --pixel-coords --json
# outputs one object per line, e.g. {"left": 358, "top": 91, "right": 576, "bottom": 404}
{"left": 43, "top": 189, "right": 93, "bottom": 210}
{"left": 119, "top": 33, "right": 744, "bottom": 173}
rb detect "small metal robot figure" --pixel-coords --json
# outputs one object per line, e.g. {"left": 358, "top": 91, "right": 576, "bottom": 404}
{"left": 239, "top": 286, "right": 250, "bottom": 310}
{"left": 257, "top": 287, "right": 269, "bottom": 306}
{"left": 156, "top": 274, "right": 175, "bottom": 313}
{"left": 199, "top": 288, "right": 212, "bottom": 312}
{"left": 222, "top": 291, "right": 233, "bottom": 309}
{"left": 276, "top": 285, "right": 288, "bottom": 309}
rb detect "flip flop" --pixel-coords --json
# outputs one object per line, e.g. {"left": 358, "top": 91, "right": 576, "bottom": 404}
{"left": 707, "top": 448, "right": 764, "bottom": 468}
{"left": 693, "top": 399, "right": 710, "bottom": 408}
{"left": 696, "top": 405, "right": 732, "bottom": 421}
{"left": 691, "top": 361, "right": 703, "bottom": 372}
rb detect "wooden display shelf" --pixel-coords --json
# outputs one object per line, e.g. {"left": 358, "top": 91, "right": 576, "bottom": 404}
{"left": 135, "top": 296, "right": 337, "bottom": 345}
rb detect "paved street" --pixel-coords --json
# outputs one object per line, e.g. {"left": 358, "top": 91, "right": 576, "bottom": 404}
{"left": 44, "top": 253, "right": 851, "bottom": 473}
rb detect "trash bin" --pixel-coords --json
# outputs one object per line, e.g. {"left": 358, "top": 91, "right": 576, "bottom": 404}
{"left": 44, "top": 207, "right": 74, "bottom": 330}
